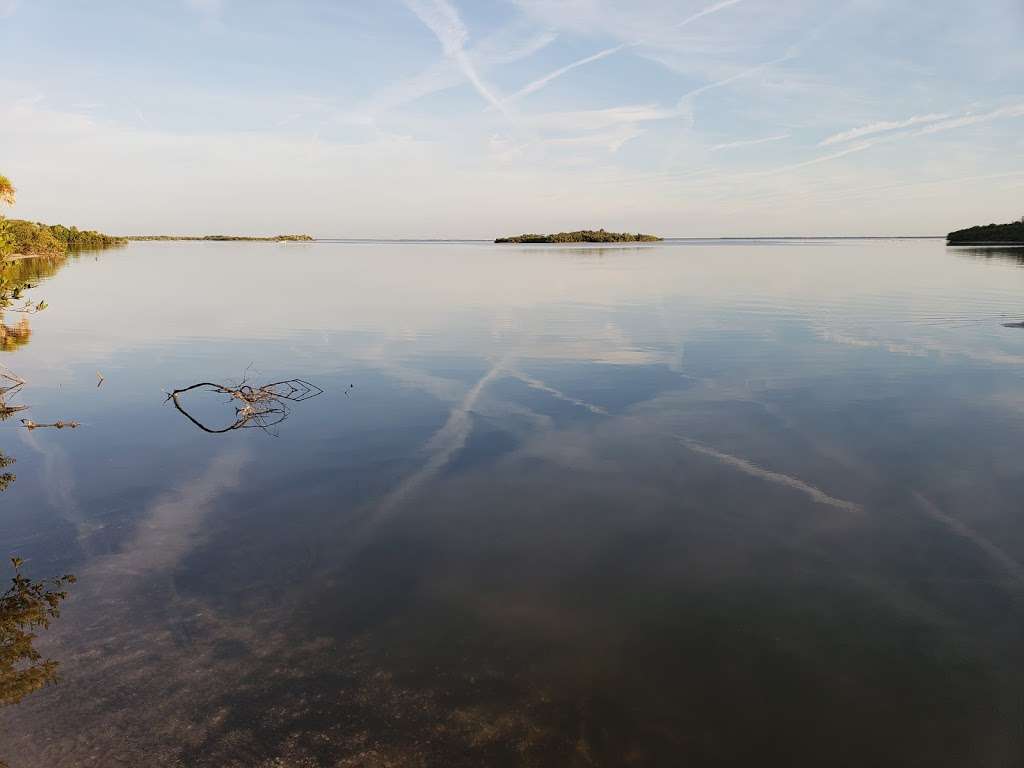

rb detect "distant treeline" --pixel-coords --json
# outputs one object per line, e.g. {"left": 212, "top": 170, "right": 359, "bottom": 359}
{"left": 947, "top": 220, "right": 1024, "bottom": 245}
{"left": 128, "top": 234, "right": 314, "bottom": 242}
{"left": 496, "top": 229, "right": 662, "bottom": 244}
{"left": 4, "top": 219, "right": 127, "bottom": 257}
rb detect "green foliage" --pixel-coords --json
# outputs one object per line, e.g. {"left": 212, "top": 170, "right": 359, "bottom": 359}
{"left": 0, "top": 220, "right": 13, "bottom": 261}
{"left": 0, "top": 176, "right": 14, "bottom": 208}
{"left": 3, "top": 219, "right": 127, "bottom": 256}
{"left": 947, "top": 220, "right": 1024, "bottom": 245}
{"left": 0, "top": 557, "right": 75, "bottom": 708}
{"left": 495, "top": 229, "right": 663, "bottom": 244}
{"left": 0, "top": 174, "right": 14, "bottom": 261}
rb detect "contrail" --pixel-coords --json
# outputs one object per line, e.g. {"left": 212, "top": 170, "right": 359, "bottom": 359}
{"left": 507, "top": 44, "right": 625, "bottom": 103}
{"left": 673, "top": 0, "right": 745, "bottom": 29}
{"left": 681, "top": 438, "right": 862, "bottom": 512}
{"left": 503, "top": 0, "right": 746, "bottom": 104}
{"left": 678, "top": 51, "right": 794, "bottom": 102}
{"left": 375, "top": 358, "right": 507, "bottom": 516}
{"left": 913, "top": 492, "right": 1024, "bottom": 586}
{"left": 711, "top": 133, "right": 790, "bottom": 151}
{"left": 405, "top": 0, "right": 511, "bottom": 117}
{"left": 507, "top": 369, "right": 608, "bottom": 414}
{"left": 819, "top": 113, "right": 949, "bottom": 146}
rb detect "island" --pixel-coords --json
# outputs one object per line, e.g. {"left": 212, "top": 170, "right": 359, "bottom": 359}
{"left": 127, "top": 234, "right": 314, "bottom": 242}
{"left": 495, "top": 229, "right": 662, "bottom": 244}
{"left": 947, "top": 219, "right": 1024, "bottom": 245}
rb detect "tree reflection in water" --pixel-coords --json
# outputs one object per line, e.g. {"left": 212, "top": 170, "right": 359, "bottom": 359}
{"left": 0, "top": 452, "right": 76, "bottom": 768}
{"left": 0, "top": 316, "right": 30, "bottom": 352}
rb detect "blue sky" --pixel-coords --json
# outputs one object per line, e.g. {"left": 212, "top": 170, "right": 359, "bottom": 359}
{"left": 2, "top": 0, "right": 1023, "bottom": 237}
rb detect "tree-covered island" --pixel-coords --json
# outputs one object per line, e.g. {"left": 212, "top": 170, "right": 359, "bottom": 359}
{"left": 495, "top": 229, "right": 662, "bottom": 244}
{"left": 947, "top": 219, "right": 1024, "bottom": 245}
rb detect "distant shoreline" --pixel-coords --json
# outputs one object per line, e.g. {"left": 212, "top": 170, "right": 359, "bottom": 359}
{"left": 126, "top": 234, "right": 313, "bottom": 242}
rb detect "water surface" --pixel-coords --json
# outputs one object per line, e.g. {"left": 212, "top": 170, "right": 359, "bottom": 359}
{"left": 2, "top": 239, "right": 1024, "bottom": 766}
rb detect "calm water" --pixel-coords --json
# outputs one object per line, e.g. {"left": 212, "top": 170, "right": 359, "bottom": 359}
{"left": 2, "top": 240, "right": 1024, "bottom": 766}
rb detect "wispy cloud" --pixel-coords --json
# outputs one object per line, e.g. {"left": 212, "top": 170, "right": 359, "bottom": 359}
{"left": 528, "top": 103, "right": 679, "bottom": 133}
{"left": 0, "top": 0, "right": 20, "bottom": 18}
{"left": 819, "top": 113, "right": 950, "bottom": 146}
{"left": 184, "top": 0, "right": 224, "bottom": 25}
{"left": 504, "top": 0, "right": 747, "bottom": 104}
{"left": 546, "top": 125, "right": 646, "bottom": 152}
{"left": 673, "top": 0, "right": 745, "bottom": 30}
{"left": 405, "top": 0, "right": 510, "bottom": 117}
{"left": 353, "top": 28, "right": 555, "bottom": 123}
{"left": 678, "top": 51, "right": 795, "bottom": 102}
{"left": 711, "top": 133, "right": 790, "bottom": 151}
{"left": 682, "top": 439, "right": 862, "bottom": 513}
{"left": 507, "top": 44, "right": 626, "bottom": 103}
{"left": 914, "top": 493, "right": 1024, "bottom": 585}
{"left": 913, "top": 103, "right": 1024, "bottom": 136}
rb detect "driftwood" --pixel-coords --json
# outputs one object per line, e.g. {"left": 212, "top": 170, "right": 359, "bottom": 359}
{"left": 165, "top": 378, "right": 323, "bottom": 434}
{"left": 20, "top": 419, "right": 79, "bottom": 430}
{"left": 0, "top": 370, "right": 27, "bottom": 421}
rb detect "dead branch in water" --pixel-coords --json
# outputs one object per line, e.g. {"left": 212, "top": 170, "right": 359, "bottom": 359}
{"left": 0, "top": 370, "right": 27, "bottom": 422}
{"left": 20, "top": 419, "right": 79, "bottom": 430}
{"left": 164, "top": 377, "right": 323, "bottom": 434}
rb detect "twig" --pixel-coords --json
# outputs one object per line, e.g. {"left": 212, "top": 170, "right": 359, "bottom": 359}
{"left": 20, "top": 419, "right": 80, "bottom": 430}
{"left": 164, "top": 377, "right": 323, "bottom": 434}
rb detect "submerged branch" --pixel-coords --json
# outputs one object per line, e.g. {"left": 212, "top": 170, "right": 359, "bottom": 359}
{"left": 165, "top": 377, "right": 324, "bottom": 434}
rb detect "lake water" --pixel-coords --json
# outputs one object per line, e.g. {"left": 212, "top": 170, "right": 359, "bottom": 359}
{"left": 2, "top": 239, "right": 1024, "bottom": 766}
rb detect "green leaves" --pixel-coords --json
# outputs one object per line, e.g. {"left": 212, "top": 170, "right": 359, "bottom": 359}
{"left": 0, "top": 175, "right": 14, "bottom": 208}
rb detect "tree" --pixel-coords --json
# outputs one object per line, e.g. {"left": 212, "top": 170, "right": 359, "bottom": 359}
{"left": 0, "top": 176, "right": 14, "bottom": 207}
{"left": 0, "top": 174, "right": 14, "bottom": 260}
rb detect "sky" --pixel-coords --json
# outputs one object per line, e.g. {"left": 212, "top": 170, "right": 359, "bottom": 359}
{"left": 1, "top": 0, "right": 1023, "bottom": 237}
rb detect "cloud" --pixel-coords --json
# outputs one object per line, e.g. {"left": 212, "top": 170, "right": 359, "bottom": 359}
{"left": 543, "top": 125, "right": 646, "bottom": 152}
{"left": 404, "top": 0, "right": 510, "bottom": 117}
{"left": 529, "top": 103, "right": 679, "bottom": 133}
{"left": 672, "top": 0, "right": 745, "bottom": 30}
{"left": 678, "top": 51, "right": 795, "bottom": 102}
{"left": 0, "top": 0, "right": 19, "bottom": 18}
{"left": 711, "top": 133, "right": 790, "bottom": 151}
{"left": 352, "top": 28, "right": 556, "bottom": 123}
{"left": 913, "top": 103, "right": 1024, "bottom": 136}
{"left": 502, "top": 0, "right": 747, "bottom": 104}
{"left": 506, "top": 44, "right": 626, "bottom": 103}
{"left": 914, "top": 493, "right": 1024, "bottom": 586}
{"left": 682, "top": 439, "right": 862, "bottom": 513}
{"left": 819, "top": 113, "right": 950, "bottom": 146}
{"left": 184, "top": 0, "right": 224, "bottom": 24}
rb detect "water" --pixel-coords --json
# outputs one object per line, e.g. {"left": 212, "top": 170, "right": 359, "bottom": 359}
{"left": 2, "top": 239, "right": 1024, "bottom": 766}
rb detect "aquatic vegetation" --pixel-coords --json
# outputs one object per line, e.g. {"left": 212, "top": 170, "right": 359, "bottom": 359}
{"left": 495, "top": 229, "right": 662, "bottom": 244}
